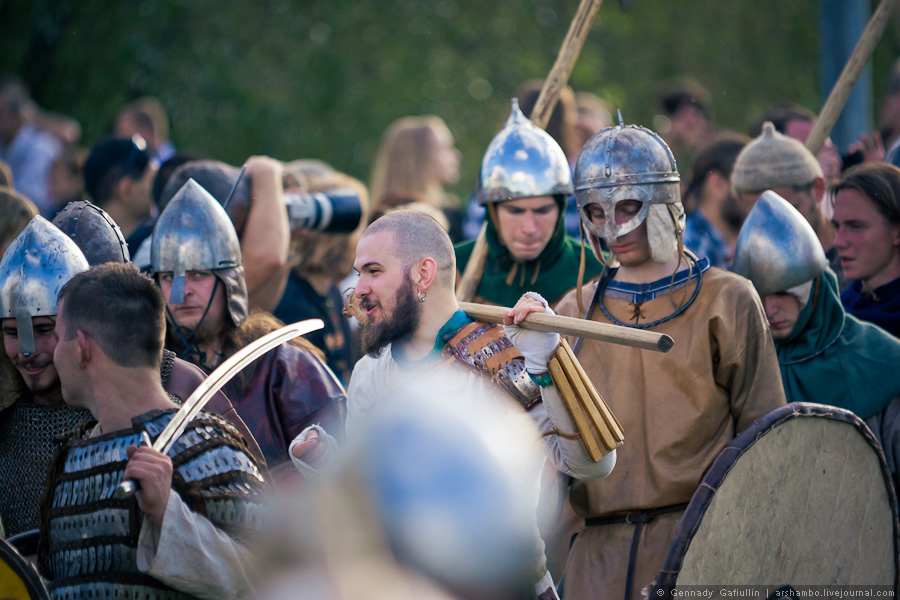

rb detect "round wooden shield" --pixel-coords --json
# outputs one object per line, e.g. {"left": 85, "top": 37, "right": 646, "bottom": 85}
{"left": 0, "top": 535, "right": 48, "bottom": 600}
{"left": 655, "top": 403, "right": 899, "bottom": 592}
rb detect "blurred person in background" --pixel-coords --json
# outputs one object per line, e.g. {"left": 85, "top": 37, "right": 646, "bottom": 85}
{"left": 274, "top": 169, "right": 370, "bottom": 384}
{"left": 658, "top": 78, "right": 719, "bottom": 189}
{"left": 0, "top": 187, "right": 37, "bottom": 259}
{"left": 0, "top": 78, "right": 62, "bottom": 217}
{"left": 48, "top": 145, "right": 87, "bottom": 208}
{"left": 832, "top": 162, "right": 900, "bottom": 338}
{"left": 0, "top": 157, "right": 13, "bottom": 188}
{"left": 115, "top": 96, "right": 176, "bottom": 168}
{"left": 681, "top": 133, "right": 749, "bottom": 268}
{"left": 82, "top": 136, "right": 157, "bottom": 248}
{"left": 750, "top": 104, "right": 844, "bottom": 183}
{"left": 573, "top": 91, "right": 613, "bottom": 154}
{"left": 369, "top": 115, "right": 463, "bottom": 241}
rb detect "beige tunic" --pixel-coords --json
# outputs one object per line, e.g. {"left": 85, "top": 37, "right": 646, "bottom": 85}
{"left": 554, "top": 266, "right": 786, "bottom": 600}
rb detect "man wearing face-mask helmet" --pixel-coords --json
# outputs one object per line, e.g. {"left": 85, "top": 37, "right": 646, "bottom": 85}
{"left": 553, "top": 120, "right": 786, "bottom": 600}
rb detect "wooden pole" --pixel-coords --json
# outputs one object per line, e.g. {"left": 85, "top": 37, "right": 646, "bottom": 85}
{"left": 456, "top": 0, "right": 605, "bottom": 302}
{"left": 805, "top": 0, "right": 900, "bottom": 156}
{"left": 459, "top": 301, "right": 674, "bottom": 353}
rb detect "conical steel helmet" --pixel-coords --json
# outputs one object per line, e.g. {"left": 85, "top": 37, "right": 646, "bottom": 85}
{"left": 478, "top": 98, "right": 573, "bottom": 204}
{"left": 574, "top": 123, "right": 680, "bottom": 242}
{"left": 150, "top": 178, "right": 242, "bottom": 304}
{"left": 733, "top": 190, "right": 827, "bottom": 297}
{"left": 52, "top": 200, "right": 130, "bottom": 266}
{"left": 0, "top": 216, "right": 89, "bottom": 354}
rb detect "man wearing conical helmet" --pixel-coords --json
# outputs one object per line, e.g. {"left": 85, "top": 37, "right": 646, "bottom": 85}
{"left": 734, "top": 190, "right": 900, "bottom": 489}
{"left": 149, "top": 178, "right": 346, "bottom": 470}
{"left": 455, "top": 99, "right": 604, "bottom": 308}
{"left": 553, "top": 121, "right": 786, "bottom": 600}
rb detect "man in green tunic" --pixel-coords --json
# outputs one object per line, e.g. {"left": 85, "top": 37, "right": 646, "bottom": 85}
{"left": 733, "top": 190, "right": 900, "bottom": 488}
{"left": 456, "top": 99, "right": 603, "bottom": 308}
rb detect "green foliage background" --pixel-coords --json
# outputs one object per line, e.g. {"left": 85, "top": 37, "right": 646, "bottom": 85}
{"left": 3, "top": 0, "right": 900, "bottom": 200}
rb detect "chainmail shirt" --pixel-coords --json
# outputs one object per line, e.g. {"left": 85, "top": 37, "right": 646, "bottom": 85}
{"left": 0, "top": 399, "right": 90, "bottom": 537}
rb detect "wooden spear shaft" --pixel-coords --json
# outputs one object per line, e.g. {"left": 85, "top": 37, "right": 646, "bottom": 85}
{"left": 805, "top": 0, "right": 900, "bottom": 156}
{"left": 456, "top": 0, "right": 605, "bottom": 302}
{"left": 459, "top": 301, "right": 674, "bottom": 353}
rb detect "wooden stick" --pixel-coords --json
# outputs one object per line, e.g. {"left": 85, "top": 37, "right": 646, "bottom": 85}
{"left": 456, "top": 221, "right": 488, "bottom": 301}
{"left": 550, "top": 357, "right": 604, "bottom": 461}
{"left": 530, "top": 0, "right": 605, "bottom": 130}
{"left": 455, "top": 0, "right": 605, "bottom": 302}
{"left": 805, "top": 0, "right": 900, "bottom": 156}
{"left": 459, "top": 301, "right": 674, "bottom": 353}
{"left": 555, "top": 343, "right": 618, "bottom": 451}
{"left": 561, "top": 339, "right": 624, "bottom": 441}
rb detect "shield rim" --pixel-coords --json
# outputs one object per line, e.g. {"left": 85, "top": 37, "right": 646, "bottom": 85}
{"left": 0, "top": 534, "right": 49, "bottom": 600}
{"left": 654, "top": 402, "right": 900, "bottom": 594}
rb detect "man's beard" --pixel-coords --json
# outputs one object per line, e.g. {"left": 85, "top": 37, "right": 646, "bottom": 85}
{"left": 360, "top": 275, "right": 422, "bottom": 358}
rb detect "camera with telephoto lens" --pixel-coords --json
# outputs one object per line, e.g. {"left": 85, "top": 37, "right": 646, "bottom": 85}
{"left": 283, "top": 189, "right": 363, "bottom": 233}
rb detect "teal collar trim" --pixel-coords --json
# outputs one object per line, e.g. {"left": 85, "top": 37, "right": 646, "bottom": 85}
{"left": 392, "top": 309, "right": 473, "bottom": 366}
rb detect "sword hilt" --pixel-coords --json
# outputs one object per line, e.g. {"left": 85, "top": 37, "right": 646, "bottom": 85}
{"left": 114, "top": 431, "right": 151, "bottom": 500}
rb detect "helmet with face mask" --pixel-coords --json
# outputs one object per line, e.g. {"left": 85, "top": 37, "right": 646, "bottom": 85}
{"left": 575, "top": 123, "right": 683, "bottom": 264}
{"left": 150, "top": 178, "right": 248, "bottom": 328}
{"left": 0, "top": 216, "right": 89, "bottom": 355}
{"left": 733, "top": 190, "right": 827, "bottom": 306}
{"left": 478, "top": 98, "right": 573, "bottom": 205}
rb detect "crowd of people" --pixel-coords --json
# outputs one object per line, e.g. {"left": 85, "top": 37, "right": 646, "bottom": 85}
{"left": 1, "top": 60, "right": 900, "bottom": 600}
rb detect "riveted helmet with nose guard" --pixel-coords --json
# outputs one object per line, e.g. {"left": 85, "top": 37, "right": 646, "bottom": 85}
{"left": 150, "top": 178, "right": 247, "bottom": 326}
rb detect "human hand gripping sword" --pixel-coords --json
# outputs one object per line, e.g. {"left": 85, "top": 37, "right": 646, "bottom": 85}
{"left": 114, "top": 319, "right": 324, "bottom": 500}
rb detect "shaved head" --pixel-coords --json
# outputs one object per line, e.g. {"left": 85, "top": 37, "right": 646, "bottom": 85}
{"left": 362, "top": 210, "right": 456, "bottom": 288}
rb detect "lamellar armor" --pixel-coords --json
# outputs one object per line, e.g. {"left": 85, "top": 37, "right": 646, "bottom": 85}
{"left": 442, "top": 323, "right": 541, "bottom": 411}
{"left": 38, "top": 409, "right": 267, "bottom": 600}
